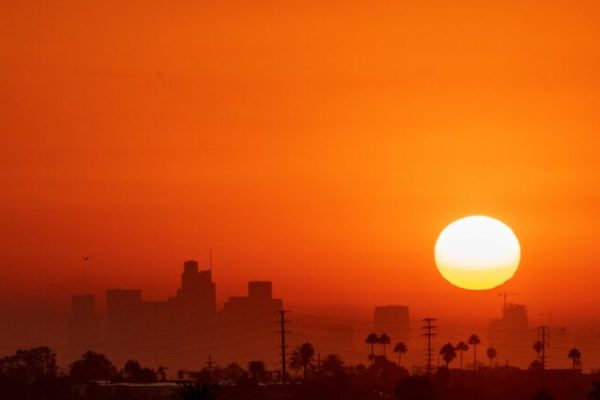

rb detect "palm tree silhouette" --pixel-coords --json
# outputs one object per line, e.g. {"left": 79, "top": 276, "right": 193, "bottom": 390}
{"left": 567, "top": 348, "right": 582, "bottom": 369}
{"left": 440, "top": 343, "right": 457, "bottom": 368}
{"left": 468, "top": 334, "right": 481, "bottom": 370}
{"left": 486, "top": 347, "right": 497, "bottom": 368}
{"left": 455, "top": 341, "right": 469, "bottom": 369}
{"left": 321, "top": 354, "right": 344, "bottom": 377}
{"left": 393, "top": 342, "right": 407, "bottom": 367}
{"left": 379, "top": 333, "right": 391, "bottom": 357}
{"left": 289, "top": 342, "right": 315, "bottom": 380}
{"left": 248, "top": 361, "right": 266, "bottom": 383}
{"left": 365, "top": 333, "right": 379, "bottom": 363}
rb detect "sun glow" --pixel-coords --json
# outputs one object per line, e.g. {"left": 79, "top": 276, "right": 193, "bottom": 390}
{"left": 434, "top": 216, "right": 520, "bottom": 290}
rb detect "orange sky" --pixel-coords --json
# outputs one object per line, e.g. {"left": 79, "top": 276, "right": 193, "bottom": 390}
{"left": 2, "top": 1, "right": 600, "bottom": 323}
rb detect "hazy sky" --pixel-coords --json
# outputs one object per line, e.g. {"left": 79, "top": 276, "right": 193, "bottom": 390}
{"left": 2, "top": 1, "right": 600, "bottom": 323}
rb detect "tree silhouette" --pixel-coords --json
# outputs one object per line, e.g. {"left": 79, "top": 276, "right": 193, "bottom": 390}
{"left": 121, "top": 360, "right": 157, "bottom": 383}
{"left": 529, "top": 360, "right": 543, "bottom": 370}
{"left": 70, "top": 351, "right": 116, "bottom": 383}
{"left": 247, "top": 361, "right": 267, "bottom": 383}
{"left": 379, "top": 333, "right": 391, "bottom": 357}
{"left": 440, "top": 343, "right": 457, "bottom": 368}
{"left": 589, "top": 380, "right": 600, "bottom": 400}
{"left": 468, "top": 334, "right": 481, "bottom": 371}
{"left": 289, "top": 342, "right": 315, "bottom": 380}
{"left": 0, "top": 347, "right": 58, "bottom": 384}
{"left": 172, "top": 382, "right": 220, "bottom": 400}
{"left": 222, "top": 362, "right": 245, "bottom": 382}
{"left": 365, "top": 333, "right": 379, "bottom": 363}
{"left": 567, "top": 348, "right": 582, "bottom": 369}
{"left": 393, "top": 342, "right": 408, "bottom": 367}
{"left": 486, "top": 347, "right": 497, "bottom": 368}
{"left": 321, "top": 354, "right": 345, "bottom": 377}
{"left": 455, "top": 341, "right": 469, "bottom": 369}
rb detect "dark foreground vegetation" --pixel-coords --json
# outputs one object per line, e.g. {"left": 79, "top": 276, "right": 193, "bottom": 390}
{"left": 1, "top": 345, "right": 600, "bottom": 400}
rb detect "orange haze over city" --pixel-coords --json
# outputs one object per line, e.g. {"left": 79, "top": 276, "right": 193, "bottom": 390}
{"left": 3, "top": 1, "right": 600, "bottom": 326}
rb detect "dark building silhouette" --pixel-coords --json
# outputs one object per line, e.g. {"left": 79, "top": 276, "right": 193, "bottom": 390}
{"left": 488, "top": 303, "right": 533, "bottom": 367}
{"left": 106, "top": 289, "right": 142, "bottom": 344}
{"left": 172, "top": 260, "right": 217, "bottom": 315}
{"left": 218, "top": 281, "right": 283, "bottom": 365}
{"left": 104, "top": 261, "right": 217, "bottom": 367}
{"left": 68, "top": 294, "right": 99, "bottom": 351}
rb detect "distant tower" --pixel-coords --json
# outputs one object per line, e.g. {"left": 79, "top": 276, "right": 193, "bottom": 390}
{"left": 248, "top": 281, "right": 273, "bottom": 302}
{"left": 218, "top": 281, "right": 283, "bottom": 365}
{"left": 488, "top": 302, "right": 530, "bottom": 367}
{"left": 176, "top": 260, "right": 217, "bottom": 316}
{"left": 106, "top": 289, "right": 143, "bottom": 344}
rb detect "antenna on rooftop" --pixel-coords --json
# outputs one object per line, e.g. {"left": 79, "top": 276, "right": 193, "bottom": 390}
{"left": 498, "top": 292, "right": 519, "bottom": 309}
{"left": 209, "top": 248, "right": 213, "bottom": 272}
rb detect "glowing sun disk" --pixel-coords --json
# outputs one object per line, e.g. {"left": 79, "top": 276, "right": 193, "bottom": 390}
{"left": 434, "top": 216, "right": 520, "bottom": 290}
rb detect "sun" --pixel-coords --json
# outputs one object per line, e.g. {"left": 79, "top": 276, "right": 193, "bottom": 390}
{"left": 434, "top": 216, "right": 520, "bottom": 290}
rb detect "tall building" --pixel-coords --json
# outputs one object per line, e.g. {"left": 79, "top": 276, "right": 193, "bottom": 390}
{"left": 103, "top": 261, "right": 217, "bottom": 367}
{"left": 374, "top": 305, "right": 410, "bottom": 344}
{"left": 106, "top": 289, "right": 143, "bottom": 345}
{"left": 173, "top": 260, "right": 217, "bottom": 316}
{"left": 68, "top": 294, "right": 99, "bottom": 351}
{"left": 218, "top": 281, "right": 283, "bottom": 365}
{"left": 488, "top": 303, "right": 533, "bottom": 367}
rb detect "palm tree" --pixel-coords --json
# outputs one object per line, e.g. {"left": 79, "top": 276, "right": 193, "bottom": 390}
{"left": 365, "top": 333, "right": 379, "bottom": 363}
{"left": 567, "top": 348, "right": 582, "bottom": 369}
{"left": 172, "top": 382, "right": 220, "bottom": 400}
{"left": 289, "top": 342, "right": 315, "bottom": 380}
{"left": 468, "top": 334, "right": 481, "bottom": 370}
{"left": 321, "top": 354, "right": 344, "bottom": 377}
{"left": 455, "top": 342, "right": 469, "bottom": 369}
{"left": 393, "top": 342, "right": 408, "bottom": 367}
{"left": 589, "top": 380, "right": 600, "bottom": 400}
{"left": 379, "top": 333, "right": 391, "bottom": 357}
{"left": 247, "top": 361, "right": 266, "bottom": 383}
{"left": 529, "top": 360, "right": 543, "bottom": 370}
{"left": 440, "top": 343, "right": 457, "bottom": 368}
{"left": 486, "top": 347, "right": 497, "bottom": 367}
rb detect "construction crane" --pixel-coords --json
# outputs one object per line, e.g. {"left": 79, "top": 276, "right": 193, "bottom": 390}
{"left": 498, "top": 292, "right": 519, "bottom": 309}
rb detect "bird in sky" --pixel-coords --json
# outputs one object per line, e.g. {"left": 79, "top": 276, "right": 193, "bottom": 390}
{"left": 82, "top": 256, "right": 91, "bottom": 261}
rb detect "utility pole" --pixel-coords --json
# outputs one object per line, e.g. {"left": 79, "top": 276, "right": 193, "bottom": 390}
{"left": 537, "top": 326, "right": 549, "bottom": 369}
{"left": 206, "top": 354, "right": 215, "bottom": 381}
{"left": 422, "top": 318, "right": 437, "bottom": 376}
{"left": 278, "top": 310, "right": 289, "bottom": 385}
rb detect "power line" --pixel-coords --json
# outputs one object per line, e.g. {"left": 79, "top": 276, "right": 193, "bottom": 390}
{"left": 206, "top": 354, "right": 215, "bottom": 380}
{"left": 537, "top": 326, "right": 549, "bottom": 369}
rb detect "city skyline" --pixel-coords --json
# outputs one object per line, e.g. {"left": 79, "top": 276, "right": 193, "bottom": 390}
{"left": 36, "top": 258, "right": 595, "bottom": 373}
{"left": 4, "top": 1, "right": 600, "bottom": 398}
